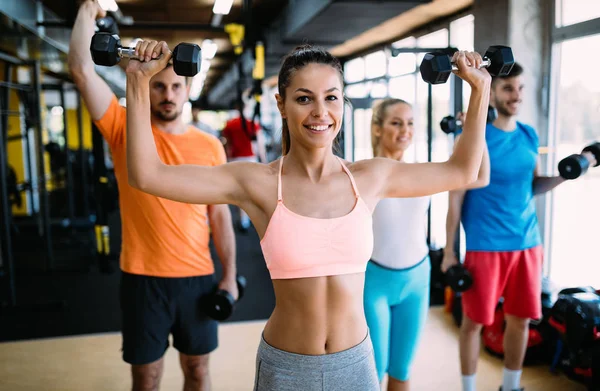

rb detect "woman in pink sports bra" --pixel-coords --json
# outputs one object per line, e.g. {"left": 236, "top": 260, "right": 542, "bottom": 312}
{"left": 124, "top": 40, "right": 492, "bottom": 390}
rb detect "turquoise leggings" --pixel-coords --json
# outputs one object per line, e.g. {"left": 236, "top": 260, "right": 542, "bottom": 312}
{"left": 363, "top": 257, "right": 430, "bottom": 382}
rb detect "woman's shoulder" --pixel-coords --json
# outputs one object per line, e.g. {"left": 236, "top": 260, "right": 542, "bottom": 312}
{"left": 229, "top": 157, "right": 279, "bottom": 179}
{"left": 344, "top": 156, "right": 396, "bottom": 173}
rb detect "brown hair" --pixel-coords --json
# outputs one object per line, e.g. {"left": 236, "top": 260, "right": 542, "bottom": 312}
{"left": 277, "top": 44, "right": 345, "bottom": 155}
{"left": 491, "top": 61, "right": 523, "bottom": 86}
{"left": 370, "top": 98, "right": 411, "bottom": 156}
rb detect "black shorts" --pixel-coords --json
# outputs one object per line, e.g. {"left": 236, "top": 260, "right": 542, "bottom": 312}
{"left": 119, "top": 271, "right": 219, "bottom": 365}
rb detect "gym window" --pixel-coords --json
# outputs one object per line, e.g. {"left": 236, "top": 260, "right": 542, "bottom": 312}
{"left": 555, "top": 0, "right": 600, "bottom": 27}
{"left": 546, "top": 29, "right": 600, "bottom": 288}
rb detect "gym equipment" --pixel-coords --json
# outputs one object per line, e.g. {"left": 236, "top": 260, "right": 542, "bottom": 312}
{"left": 96, "top": 16, "right": 119, "bottom": 35}
{"left": 558, "top": 142, "right": 600, "bottom": 180}
{"left": 445, "top": 264, "right": 473, "bottom": 292}
{"left": 203, "top": 275, "right": 247, "bottom": 321}
{"left": 483, "top": 301, "right": 546, "bottom": 361}
{"left": 440, "top": 105, "right": 498, "bottom": 134}
{"left": 90, "top": 33, "right": 202, "bottom": 77}
{"left": 420, "top": 45, "right": 515, "bottom": 85}
{"left": 549, "top": 289, "right": 600, "bottom": 389}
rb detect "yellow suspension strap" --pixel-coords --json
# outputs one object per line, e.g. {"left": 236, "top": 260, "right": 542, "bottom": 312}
{"left": 250, "top": 41, "right": 265, "bottom": 156}
{"left": 225, "top": 23, "right": 245, "bottom": 56}
{"left": 91, "top": 121, "right": 114, "bottom": 274}
{"left": 225, "top": 23, "right": 253, "bottom": 139}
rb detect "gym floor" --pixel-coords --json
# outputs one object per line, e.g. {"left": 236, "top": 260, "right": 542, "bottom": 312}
{"left": 0, "top": 307, "right": 585, "bottom": 391}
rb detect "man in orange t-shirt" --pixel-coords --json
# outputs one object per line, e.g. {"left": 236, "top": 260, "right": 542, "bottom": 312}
{"left": 68, "top": 2, "right": 237, "bottom": 389}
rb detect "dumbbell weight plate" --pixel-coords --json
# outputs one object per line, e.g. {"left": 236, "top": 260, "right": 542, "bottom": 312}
{"left": 96, "top": 16, "right": 119, "bottom": 35}
{"left": 203, "top": 274, "right": 247, "bottom": 321}
{"left": 439, "top": 105, "right": 497, "bottom": 135}
{"left": 558, "top": 154, "right": 589, "bottom": 180}
{"left": 172, "top": 44, "right": 202, "bottom": 77}
{"left": 483, "top": 45, "right": 515, "bottom": 77}
{"left": 445, "top": 265, "right": 473, "bottom": 293}
{"left": 440, "top": 116, "right": 457, "bottom": 134}
{"left": 90, "top": 33, "right": 122, "bottom": 66}
{"left": 206, "top": 289, "right": 235, "bottom": 321}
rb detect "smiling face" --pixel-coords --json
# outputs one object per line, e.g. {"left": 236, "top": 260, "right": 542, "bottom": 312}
{"left": 276, "top": 63, "right": 344, "bottom": 153}
{"left": 374, "top": 102, "right": 414, "bottom": 156}
{"left": 491, "top": 75, "right": 523, "bottom": 117}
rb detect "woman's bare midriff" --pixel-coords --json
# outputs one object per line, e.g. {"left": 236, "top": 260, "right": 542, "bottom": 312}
{"left": 262, "top": 273, "right": 368, "bottom": 355}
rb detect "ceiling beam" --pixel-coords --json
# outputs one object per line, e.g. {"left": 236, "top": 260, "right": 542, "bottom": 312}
{"left": 119, "top": 21, "right": 225, "bottom": 32}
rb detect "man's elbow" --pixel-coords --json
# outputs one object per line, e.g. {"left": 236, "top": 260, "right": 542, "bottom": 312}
{"left": 127, "top": 174, "right": 143, "bottom": 190}
{"left": 210, "top": 204, "right": 233, "bottom": 222}
{"left": 127, "top": 169, "right": 152, "bottom": 192}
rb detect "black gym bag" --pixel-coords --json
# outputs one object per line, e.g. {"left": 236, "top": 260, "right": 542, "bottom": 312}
{"left": 548, "top": 288, "right": 600, "bottom": 390}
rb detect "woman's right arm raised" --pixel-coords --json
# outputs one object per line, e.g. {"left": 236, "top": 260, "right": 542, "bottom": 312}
{"left": 125, "top": 41, "right": 244, "bottom": 206}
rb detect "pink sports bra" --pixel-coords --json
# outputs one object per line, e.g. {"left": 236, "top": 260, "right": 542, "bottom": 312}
{"left": 260, "top": 156, "right": 374, "bottom": 279}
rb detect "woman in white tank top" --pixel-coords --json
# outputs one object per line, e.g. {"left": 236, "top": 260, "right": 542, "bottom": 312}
{"left": 364, "top": 99, "right": 431, "bottom": 391}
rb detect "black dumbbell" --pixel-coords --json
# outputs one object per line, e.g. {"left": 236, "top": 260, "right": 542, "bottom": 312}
{"left": 558, "top": 142, "right": 600, "bottom": 180}
{"left": 445, "top": 264, "right": 473, "bottom": 292}
{"left": 440, "top": 105, "right": 498, "bottom": 134}
{"left": 96, "top": 16, "right": 119, "bottom": 35}
{"left": 203, "top": 275, "right": 247, "bottom": 321}
{"left": 90, "top": 33, "right": 201, "bottom": 77}
{"left": 420, "top": 45, "right": 515, "bottom": 85}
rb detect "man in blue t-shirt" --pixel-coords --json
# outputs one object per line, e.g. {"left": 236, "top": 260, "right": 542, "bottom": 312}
{"left": 442, "top": 63, "right": 571, "bottom": 391}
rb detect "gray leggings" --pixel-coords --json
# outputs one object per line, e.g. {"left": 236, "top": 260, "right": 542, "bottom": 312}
{"left": 253, "top": 333, "right": 379, "bottom": 391}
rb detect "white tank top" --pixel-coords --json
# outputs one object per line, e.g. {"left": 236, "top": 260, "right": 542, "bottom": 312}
{"left": 371, "top": 196, "right": 431, "bottom": 269}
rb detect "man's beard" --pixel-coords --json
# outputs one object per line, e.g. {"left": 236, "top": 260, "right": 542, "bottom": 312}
{"left": 152, "top": 102, "right": 180, "bottom": 122}
{"left": 494, "top": 99, "right": 520, "bottom": 117}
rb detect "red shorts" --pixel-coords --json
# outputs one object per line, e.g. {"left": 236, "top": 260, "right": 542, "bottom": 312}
{"left": 462, "top": 245, "right": 543, "bottom": 326}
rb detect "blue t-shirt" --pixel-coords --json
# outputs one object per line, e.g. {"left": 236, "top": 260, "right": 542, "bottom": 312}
{"left": 457, "top": 122, "right": 541, "bottom": 251}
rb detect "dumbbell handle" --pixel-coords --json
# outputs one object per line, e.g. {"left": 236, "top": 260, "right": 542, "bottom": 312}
{"left": 450, "top": 58, "right": 492, "bottom": 72}
{"left": 581, "top": 151, "right": 597, "bottom": 167}
{"left": 117, "top": 47, "right": 160, "bottom": 61}
{"left": 118, "top": 47, "right": 136, "bottom": 58}
{"left": 117, "top": 46, "right": 173, "bottom": 62}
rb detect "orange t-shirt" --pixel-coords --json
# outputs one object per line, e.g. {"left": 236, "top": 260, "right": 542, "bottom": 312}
{"left": 94, "top": 97, "right": 226, "bottom": 277}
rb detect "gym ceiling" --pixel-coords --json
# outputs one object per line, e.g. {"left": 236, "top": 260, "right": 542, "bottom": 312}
{"left": 0, "top": 0, "right": 471, "bottom": 109}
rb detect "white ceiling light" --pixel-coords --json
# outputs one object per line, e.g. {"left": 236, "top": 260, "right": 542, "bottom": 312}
{"left": 98, "top": 0, "right": 119, "bottom": 12}
{"left": 201, "top": 39, "right": 218, "bottom": 60}
{"left": 213, "top": 0, "right": 234, "bottom": 15}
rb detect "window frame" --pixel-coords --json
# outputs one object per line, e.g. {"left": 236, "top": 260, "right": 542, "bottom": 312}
{"left": 543, "top": 2, "right": 600, "bottom": 278}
